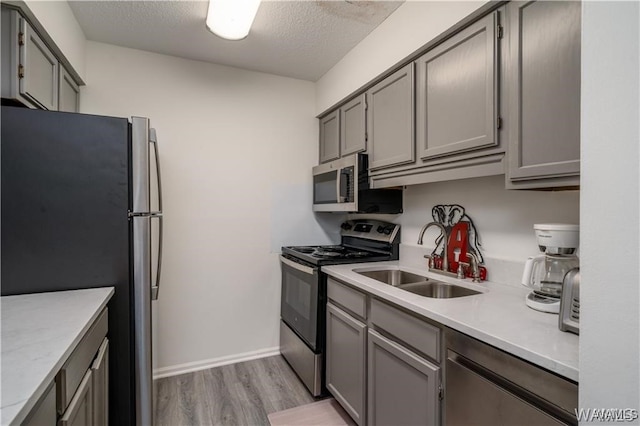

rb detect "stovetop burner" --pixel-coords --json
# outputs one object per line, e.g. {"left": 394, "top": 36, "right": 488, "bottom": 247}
{"left": 282, "top": 220, "right": 400, "bottom": 266}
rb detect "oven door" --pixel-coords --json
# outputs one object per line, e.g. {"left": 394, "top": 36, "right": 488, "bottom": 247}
{"left": 280, "top": 255, "right": 320, "bottom": 351}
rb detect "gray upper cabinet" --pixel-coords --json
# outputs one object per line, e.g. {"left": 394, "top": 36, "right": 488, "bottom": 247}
{"left": 1, "top": 6, "right": 82, "bottom": 111}
{"left": 367, "top": 329, "right": 440, "bottom": 426}
{"left": 59, "top": 66, "right": 80, "bottom": 112}
{"left": 2, "top": 8, "right": 59, "bottom": 110}
{"left": 319, "top": 110, "right": 340, "bottom": 163}
{"left": 416, "top": 12, "right": 498, "bottom": 160}
{"left": 326, "top": 303, "right": 367, "bottom": 426}
{"left": 340, "top": 94, "right": 367, "bottom": 157}
{"left": 16, "top": 11, "right": 58, "bottom": 110}
{"left": 505, "top": 1, "right": 581, "bottom": 188}
{"left": 367, "top": 63, "right": 415, "bottom": 171}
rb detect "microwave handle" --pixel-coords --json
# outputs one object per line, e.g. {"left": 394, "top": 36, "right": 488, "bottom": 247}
{"left": 336, "top": 169, "right": 344, "bottom": 203}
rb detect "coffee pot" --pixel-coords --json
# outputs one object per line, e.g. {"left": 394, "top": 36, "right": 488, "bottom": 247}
{"left": 522, "top": 224, "right": 579, "bottom": 313}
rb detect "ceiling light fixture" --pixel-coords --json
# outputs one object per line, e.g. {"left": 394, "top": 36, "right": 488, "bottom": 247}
{"left": 206, "top": 0, "right": 261, "bottom": 41}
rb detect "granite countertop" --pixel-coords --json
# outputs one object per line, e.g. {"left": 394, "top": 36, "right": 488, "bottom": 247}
{"left": 1, "top": 287, "right": 114, "bottom": 425}
{"left": 322, "top": 261, "right": 579, "bottom": 382}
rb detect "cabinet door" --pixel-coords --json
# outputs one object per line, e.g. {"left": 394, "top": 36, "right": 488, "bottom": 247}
{"left": 416, "top": 12, "right": 498, "bottom": 160}
{"left": 368, "top": 330, "right": 440, "bottom": 426}
{"left": 367, "top": 64, "right": 415, "bottom": 170}
{"left": 59, "top": 370, "right": 93, "bottom": 426}
{"left": 506, "top": 1, "right": 581, "bottom": 183}
{"left": 23, "top": 382, "right": 56, "bottom": 426}
{"left": 341, "top": 94, "right": 367, "bottom": 156}
{"left": 59, "top": 66, "right": 80, "bottom": 112}
{"left": 319, "top": 110, "right": 340, "bottom": 163}
{"left": 326, "top": 303, "right": 367, "bottom": 426}
{"left": 18, "top": 16, "right": 59, "bottom": 110}
{"left": 91, "top": 338, "right": 109, "bottom": 426}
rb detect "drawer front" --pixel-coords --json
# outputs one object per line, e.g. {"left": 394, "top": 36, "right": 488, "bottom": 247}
{"left": 370, "top": 298, "right": 440, "bottom": 362}
{"left": 327, "top": 278, "right": 367, "bottom": 320}
{"left": 56, "top": 308, "right": 108, "bottom": 414}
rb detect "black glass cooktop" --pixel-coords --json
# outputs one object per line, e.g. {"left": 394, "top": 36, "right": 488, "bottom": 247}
{"left": 282, "top": 245, "right": 391, "bottom": 266}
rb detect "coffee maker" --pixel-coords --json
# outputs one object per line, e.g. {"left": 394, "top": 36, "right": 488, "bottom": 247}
{"left": 522, "top": 224, "right": 579, "bottom": 313}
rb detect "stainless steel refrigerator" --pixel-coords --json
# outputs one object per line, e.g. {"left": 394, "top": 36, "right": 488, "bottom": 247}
{"left": 1, "top": 106, "right": 163, "bottom": 425}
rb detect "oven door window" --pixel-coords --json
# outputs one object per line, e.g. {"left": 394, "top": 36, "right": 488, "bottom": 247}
{"left": 281, "top": 259, "right": 319, "bottom": 351}
{"left": 313, "top": 170, "right": 338, "bottom": 204}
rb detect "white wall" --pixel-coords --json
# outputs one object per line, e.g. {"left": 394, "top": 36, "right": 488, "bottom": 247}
{"left": 23, "top": 0, "right": 86, "bottom": 80}
{"left": 397, "top": 176, "right": 579, "bottom": 262}
{"left": 80, "top": 41, "right": 339, "bottom": 373}
{"left": 315, "top": 0, "right": 485, "bottom": 114}
{"left": 580, "top": 1, "right": 640, "bottom": 414}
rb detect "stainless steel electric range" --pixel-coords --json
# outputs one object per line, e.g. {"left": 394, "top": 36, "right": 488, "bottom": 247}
{"left": 279, "top": 219, "right": 400, "bottom": 396}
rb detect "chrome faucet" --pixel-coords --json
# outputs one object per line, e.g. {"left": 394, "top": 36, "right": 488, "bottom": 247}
{"left": 466, "top": 251, "right": 482, "bottom": 282}
{"left": 417, "top": 222, "right": 449, "bottom": 273}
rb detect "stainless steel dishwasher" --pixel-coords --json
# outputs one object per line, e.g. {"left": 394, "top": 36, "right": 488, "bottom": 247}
{"left": 444, "top": 328, "right": 578, "bottom": 425}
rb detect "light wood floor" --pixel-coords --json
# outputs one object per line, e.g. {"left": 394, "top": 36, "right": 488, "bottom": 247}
{"left": 154, "top": 355, "right": 317, "bottom": 426}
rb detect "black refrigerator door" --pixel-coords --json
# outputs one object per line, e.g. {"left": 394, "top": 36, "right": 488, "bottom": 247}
{"left": 1, "top": 106, "right": 135, "bottom": 425}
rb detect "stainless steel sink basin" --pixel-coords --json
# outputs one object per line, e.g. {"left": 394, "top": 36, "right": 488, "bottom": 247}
{"left": 357, "top": 270, "right": 428, "bottom": 286}
{"left": 396, "top": 282, "right": 481, "bottom": 298}
{"left": 355, "top": 269, "right": 482, "bottom": 299}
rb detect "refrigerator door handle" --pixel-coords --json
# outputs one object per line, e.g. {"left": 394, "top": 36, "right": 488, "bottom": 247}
{"left": 149, "top": 128, "right": 163, "bottom": 212}
{"left": 149, "top": 127, "right": 163, "bottom": 300}
{"left": 151, "top": 214, "right": 163, "bottom": 300}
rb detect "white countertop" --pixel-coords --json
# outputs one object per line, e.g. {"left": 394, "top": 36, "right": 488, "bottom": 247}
{"left": 323, "top": 261, "right": 579, "bottom": 382}
{"left": 1, "top": 287, "right": 114, "bottom": 425}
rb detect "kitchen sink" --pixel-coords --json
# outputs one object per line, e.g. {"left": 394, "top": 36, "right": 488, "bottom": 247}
{"left": 396, "top": 282, "right": 481, "bottom": 298}
{"left": 356, "top": 270, "right": 428, "bottom": 286}
{"left": 354, "top": 268, "right": 482, "bottom": 299}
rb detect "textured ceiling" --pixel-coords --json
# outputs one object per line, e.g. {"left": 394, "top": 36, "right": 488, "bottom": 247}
{"left": 68, "top": 1, "right": 404, "bottom": 81}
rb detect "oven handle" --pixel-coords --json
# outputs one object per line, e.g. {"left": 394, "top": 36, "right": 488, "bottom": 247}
{"left": 280, "top": 255, "right": 317, "bottom": 275}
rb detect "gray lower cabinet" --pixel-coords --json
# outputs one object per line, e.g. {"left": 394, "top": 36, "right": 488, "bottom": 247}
{"left": 367, "top": 63, "right": 415, "bottom": 171}
{"left": 58, "top": 66, "right": 80, "bottom": 113}
{"left": 327, "top": 279, "right": 443, "bottom": 426}
{"left": 326, "top": 303, "right": 367, "bottom": 426}
{"left": 91, "top": 339, "right": 109, "bottom": 426}
{"left": 319, "top": 110, "right": 340, "bottom": 163}
{"left": 22, "top": 382, "right": 57, "bottom": 426}
{"left": 505, "top": 0, "right": 581, "bottom": 189}
{"left": 368, "top": 329, "right": 440, "bottom": 426}
{"left": 340, "top": 94, "right": 367, "bottom": 157}
{"left": 416, "top": 11, "right": 499, "bottom": 161}
{"left": 58, "top": 370, "right": 93, "bottom": 426}
{"left": 57, "top": 308, "right": 109, "bottom": 426}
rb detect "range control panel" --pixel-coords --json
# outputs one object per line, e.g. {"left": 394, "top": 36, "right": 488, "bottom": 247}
{"left": 341, "top": 220, "right": 400, "bottom": 244}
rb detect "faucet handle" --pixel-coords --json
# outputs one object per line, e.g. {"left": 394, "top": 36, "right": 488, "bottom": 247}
{"left": 457, "top": 262, "right": 470, "bottom": 279}
{"left": 423, "top": 254, "right": 434, "bottom": 270}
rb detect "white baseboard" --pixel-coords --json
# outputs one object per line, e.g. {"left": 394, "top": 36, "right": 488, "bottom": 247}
{"left": 153, "top": 346, "right": 281, "bottom": 380}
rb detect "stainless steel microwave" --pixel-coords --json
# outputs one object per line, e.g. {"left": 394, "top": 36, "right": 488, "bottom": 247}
{"left": 312, "top": 154, "right": 403, "bottom": 213}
